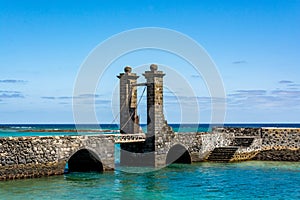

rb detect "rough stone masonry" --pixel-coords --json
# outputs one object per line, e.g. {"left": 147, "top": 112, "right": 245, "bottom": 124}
{"left": 0, "top": 135, "right": 114, "bottom": 180}
{"left": 0, "top": 65, "right": 299, "bottom": 181}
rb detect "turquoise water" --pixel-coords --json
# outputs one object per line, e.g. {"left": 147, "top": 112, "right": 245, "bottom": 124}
{"left": 0, "top": 124, "right": 211, "bottom": 137}
{"left": 1, "top": 124, "right": 300, "bottom": 199}
{"left": 0, "top": 161, "right": 299, "bottom": 199}
{"left": 2, "top": 123, "right": 300, "bottom": 137}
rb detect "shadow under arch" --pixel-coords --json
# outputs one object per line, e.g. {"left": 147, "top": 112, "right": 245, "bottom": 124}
{"left": 166, "top": 144, "right": 192, "bottom": 165}
{"left": 66, "top": 148, "right": 103, "bottom": 173}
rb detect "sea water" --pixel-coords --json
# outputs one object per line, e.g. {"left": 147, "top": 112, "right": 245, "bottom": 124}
{"left": 0, "top": 162, "right": 299, "bottom": 199}
{"left": 1, "top": 123, "right": 300, "bottom": 137}
{"left": 0, "top": 124, "right": 300, "bottom": 199}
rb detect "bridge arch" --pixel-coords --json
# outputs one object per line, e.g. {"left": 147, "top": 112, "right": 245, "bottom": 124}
{"left": 166, "top": 144, "right": 192, "bottom": 165}
{"left": 66, "top": 148, "right": 103, "bottom": 173}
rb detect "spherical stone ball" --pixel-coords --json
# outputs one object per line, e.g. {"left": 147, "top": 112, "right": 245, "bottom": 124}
{"left": 150, "top": 64, "right": 158, "bottom": 71}
{"left": 124, "top": 66, "right": 132, "bottom": 73}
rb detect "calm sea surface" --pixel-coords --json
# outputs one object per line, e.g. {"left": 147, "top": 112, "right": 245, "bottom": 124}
{"left": 0, "top": 162, "right": 299, "bottom": 199}
{"left": 0, "top": 124, "right": 300, "bottom": 199}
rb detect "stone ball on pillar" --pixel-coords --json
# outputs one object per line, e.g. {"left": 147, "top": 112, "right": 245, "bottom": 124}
{"left": 124, "top": 66, "right": 132, "bottom": 73}
{"left": 150, "top": 64, "right": 158, "bottom": 71}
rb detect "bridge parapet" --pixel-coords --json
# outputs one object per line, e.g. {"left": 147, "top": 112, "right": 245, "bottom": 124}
{"left": 110, "top": 133, "right": 146, "bottom": 143}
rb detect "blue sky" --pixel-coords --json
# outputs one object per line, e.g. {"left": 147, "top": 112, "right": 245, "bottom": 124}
{"left": 1, "top": 0, "right": 300, "bottom": 123}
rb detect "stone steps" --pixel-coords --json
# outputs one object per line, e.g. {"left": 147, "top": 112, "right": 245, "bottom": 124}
{"left": 207, "top": 137, "right": 256, "bottom": 162}
{"left": 207, "top": 147, "right": 238, "bottom": 162}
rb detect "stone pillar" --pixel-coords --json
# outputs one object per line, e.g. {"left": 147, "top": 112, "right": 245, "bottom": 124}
{"left": 117, "top": 66, "right": 139, "bottom": 134}
{"left": 143, "top": 64, "right": 166, "bottom": 138}
{"left": 143, "top": 64, "right": 171, "bottom": 167}
{"left": 118, "top": 67, "right": 143, "bottom": 166}
{"left": 118, "top": 64, "right": 172, "bottom": 167}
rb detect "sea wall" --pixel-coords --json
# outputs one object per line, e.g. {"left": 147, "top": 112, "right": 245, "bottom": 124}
{"left": 261, "top": 128, "right": 300, "bottom": 148}
{"left": 1, "top": 127, "right": 299, "bottom": 181}
{"left": 212, "top": 127, "right": 300, "bottom": 162}
{"left": 0, "top": 135, "right": 114, "bottom": 180}
{"left": 254, "top": 128, "right": 300, "bottom": 161}
{"left": 159, "top": 127, "right": 300, "bottom": 164}
{"left": 212, "top": 127, "right": 261, "bottom": 137}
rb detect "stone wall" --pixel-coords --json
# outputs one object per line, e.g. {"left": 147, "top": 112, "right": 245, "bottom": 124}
{"left": 155, "top": 126, "right": 300, "bottom": 166}
{"left": 212, "top": 127, "right": 300, "bottom": 162}
{"left": 174, "top": 132, "right": 203, "bottom": 161}
{"left": 0, "top": 135, "right": 114, "bottom": 180}
{"left": 201, "top": 131, "right": 234, "bottom": 153}
{"left": 261, "top": 128, "right": 300, "bottom": 149}
{"left": 253, "top": 128, "right": 300, "bottom": 161}
{"left": 1, "top": 126, "right": 300, "bottom": 180}
{"left": 212, "top": 127, "right": 261, "bottom": 137}
{"left": 155, "top": 126, "right": 204, "bottom": 167}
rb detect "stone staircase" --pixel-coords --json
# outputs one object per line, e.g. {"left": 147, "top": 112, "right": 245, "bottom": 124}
{"left": 207, "top": 137, "right": 255, "bottom": 162}
{"left": 207, "top": 147, "right": 239, "bottom": 162}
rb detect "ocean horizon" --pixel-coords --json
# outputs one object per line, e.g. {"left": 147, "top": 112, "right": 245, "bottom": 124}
{"left": 1, "top": 123, "right": 300, "bottom": 137}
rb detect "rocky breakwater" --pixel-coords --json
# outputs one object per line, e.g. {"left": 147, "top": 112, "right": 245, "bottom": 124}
{"left": 254, "top": 128, "right": 300, "bottom": 161}
{"left": 209, "top": 127, "right": 300, "bottom": 162}
{"left": 18, "top": 129, "right": 118, "bottom": 133}
{"left": 0, "top": 135, "right": 115, "bottom": 180}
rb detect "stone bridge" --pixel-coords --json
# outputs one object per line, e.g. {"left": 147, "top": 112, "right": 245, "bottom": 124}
{"left": 117, "top": 65, "right": 205, "bottom": 167}
{"left": 0, "top": 133, "right": 146, "bottom": 180}
{"left": 1, "top": 65, "right": 299, "bottom": 180}
{"left": 116, "top": 65, "right": 300, "bottom": 167}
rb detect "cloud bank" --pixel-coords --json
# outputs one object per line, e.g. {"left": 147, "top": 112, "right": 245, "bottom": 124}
{"left": 0, "top": 79, "right": 27, "bottom": 83}
{"left": 0, "top": 91, "right": 24, "bottom": 99}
